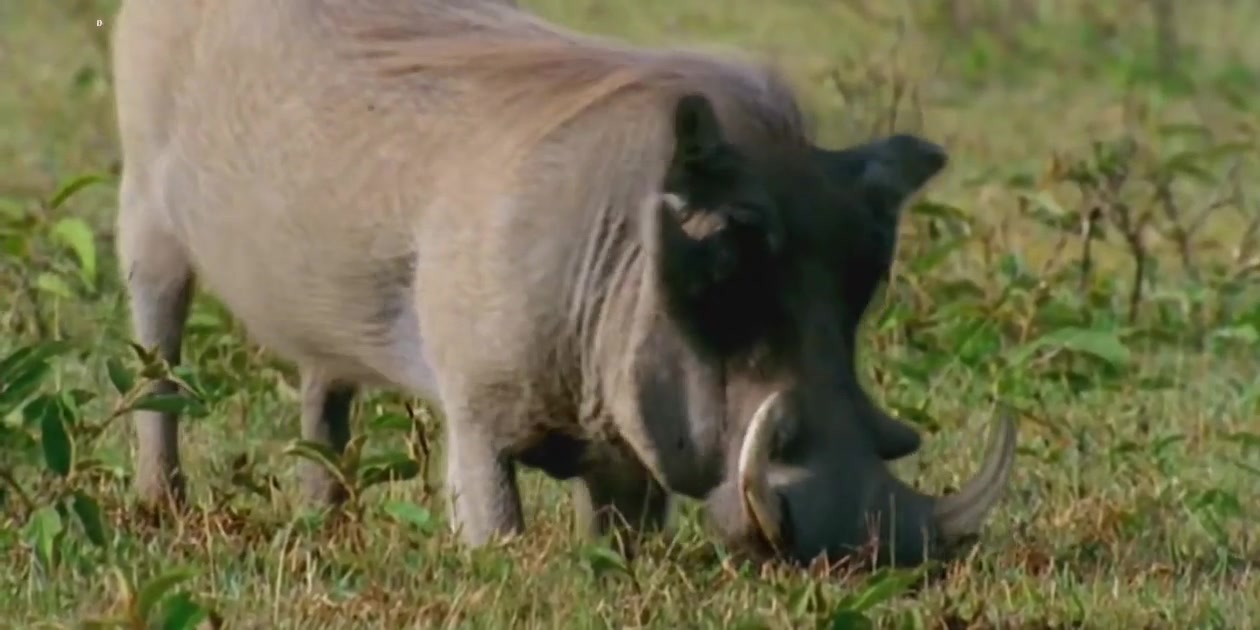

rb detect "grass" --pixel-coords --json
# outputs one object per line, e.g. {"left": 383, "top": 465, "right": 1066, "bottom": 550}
{"left": 2, "top": 0, "right": 1259, "bottom": 627}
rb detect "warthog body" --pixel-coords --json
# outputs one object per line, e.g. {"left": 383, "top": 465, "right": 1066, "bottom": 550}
{"left": 111, "top": 0, "right": 1015, "bottom": 566}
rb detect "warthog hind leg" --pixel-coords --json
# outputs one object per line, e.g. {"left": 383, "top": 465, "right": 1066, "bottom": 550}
{"left": 298, "top": 369, "right": 356, "bottom": 505}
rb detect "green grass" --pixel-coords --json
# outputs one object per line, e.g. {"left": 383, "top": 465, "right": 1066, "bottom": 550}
{"left": 3, "top": 0, "right": 1259, "bottom": 627}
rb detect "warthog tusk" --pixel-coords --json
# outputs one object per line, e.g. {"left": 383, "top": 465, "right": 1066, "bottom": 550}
{"left": 933, "top": 411, "right": 1018, "bottom": 541}
{"left": 738, "top": 391, "right": 785, "bottom": 550}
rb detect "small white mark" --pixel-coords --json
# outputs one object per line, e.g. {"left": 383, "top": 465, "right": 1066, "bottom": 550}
{"left": 96, "top": 20, "right": 103, "bottom": 27}
{"left": 659, "top": 192, "right": 688, "bottom": 213}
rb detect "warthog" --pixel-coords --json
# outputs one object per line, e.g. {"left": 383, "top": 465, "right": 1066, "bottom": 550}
{"left": 111, "top": 0, "right": 1016, "bottom": 566}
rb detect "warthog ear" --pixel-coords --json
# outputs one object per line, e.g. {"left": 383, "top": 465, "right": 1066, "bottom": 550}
{"left": 654, "top": 93, "right": 783, "bottom": 357}
{"left": 818, "top": 133, "right": 948, "bottom": 292}
{"left": 670, "top": 93, "right": 725, "bottom": 167}
{"left": 819, "top": 133, "right": 948, "bottom": 225}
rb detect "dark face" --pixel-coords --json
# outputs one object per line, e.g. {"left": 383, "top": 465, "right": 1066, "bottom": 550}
{"left": 653, "top": 94, "right": 1015, "bottom": 567}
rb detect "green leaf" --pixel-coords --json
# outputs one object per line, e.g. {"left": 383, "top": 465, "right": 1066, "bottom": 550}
{"left": 1225, "top": 432, "right": 1260, "bottom": 453}
{"left": 579, "top": 543, "right": 633, "bottom": 580}
{"left": 0, "top": 357, "right": 52, "bottom": 416}
{"left": 282, "top": 440, "right": 347, "bottom": 488}
{"left": 383, "top": 500, "right": 436, "bottom": 535}
{"left": 47, "top": 173, "right": 111, "bottom": 210}
{"left": 76, "top": 457, "right": 127, "bottom": 480}
{"left": 31, "top": 394, "right": 76, "bottom": 477}
{"left": 340, "top": 433, "right": 369, "bottom": 477}
{"left": 368, "top": 412, "right": 413, "bottom": 433}
{"left": 357, "top": 453, "right": 421, "bottom": 490}
{"left": 788, "top": 581, "right": 825, "bottom": 617}
{"left": 76, "top": 618, "right": 131, "bottom": 630}
{"left": 35, "top": 271, "right": 76, "bottom": 298}
{"left": 71, "top": 65, "right": 100, "bottom": 92}
{"left": 907, "top": 236, "right": 967, "bottom": 274}
{"left": 68, "top": 387, "right": 97, "bottom": 407}
{"left": 1156, "top": 122, "right": 1210, "bottom": 140}
{"left": 0, "top": 423, "right": 38, "bottom": 454}
{"left": 835, "top": 567, "right": 924, "bottom": 613}
{"left": 1229, "top": 458, "right": 1260, "bottom": 477}
{"left": 1159, "top": 150, "right": 1218, "bottom": 184}
{"left": 128, "top": 392, "right": 201, "bottom": 415}
{"left": 49, "top": 216, "right": 98, "bottom": 287}
{"left": 829, "top": 610, "right": 874, "bottom": 630}
{"left": 0, "top": 196, "right": 27, "bottom": 222}
{"left": 168, "top": 367, "right": 213, "bottom": 402}
{"left": 106, "top": 358, "right": 136, "bottom": 396}
{"left": 127, "top": 341, "right": 158, "bottom": 364}
{"left": 909, "top": 200, "right": 972, "bottom": 227}
{"left": 0, "top": 341, "right": 72, "bottom": 380}
{"left": 1210, "top": 325, "right": 1259, "bottom": 347}
{"left": 897, "top": 608, "right": 927, "bottom": 630}
{"left": 158, "top": 592, "right": 210, "bottom": 630}
{"left": 1200, "top": 140, "right": 1256, "bottom": 163}
{"left": 1018, "top": 190, "right": 1078, "bottom": 232}
{"left": 136, "top": 568, "right": 197, "bottom": 622}
{"left": 1192, "top": 489, "right": 1243, "bottom": 518}
{"left": 23, "top": 505, "right": 64, "bottom": 568}
{"left": 1008, "top": 326, "right": 1131, "bottom": 369}
{"left": 71, "top": 490, "right": 109, "bottom": 548}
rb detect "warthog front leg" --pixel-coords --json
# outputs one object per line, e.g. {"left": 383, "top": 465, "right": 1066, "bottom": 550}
{"left": 572, "top": 458, "right": 670, "bottom": 555}
{"left": 298, "top": 370, "right": 356, "bottom": 504}
{"left": 443, "top": 415, "right": 525, "bottom": 545}
{"left": 117, "top": 183, "right": 195, "bottom": 508}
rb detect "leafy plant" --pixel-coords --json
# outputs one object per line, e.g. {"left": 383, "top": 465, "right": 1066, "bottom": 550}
{"left": 81, "top": 567, "right": 217, "bottom": 630}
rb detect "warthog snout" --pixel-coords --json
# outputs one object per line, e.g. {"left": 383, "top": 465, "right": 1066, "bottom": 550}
{"left": 736, "top": 391, "right": 1017, "bottom": 566}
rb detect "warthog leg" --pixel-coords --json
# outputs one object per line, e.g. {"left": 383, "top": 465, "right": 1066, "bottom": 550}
{"left": 117, "top": 177, "right": 195, "bottom": 508}
{"left": 444, "top": 412, "right": 526, "bottom": 545}
{"left": 298, "top": 370, "right": 355, "bottom": 504}
{"left": 572, "top": 456, "right": 670, "bottom": 554}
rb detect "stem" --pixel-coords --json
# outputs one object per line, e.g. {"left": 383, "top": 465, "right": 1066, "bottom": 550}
{"left": 0, "top": 468, "right": 35, "bottom": 513}
{"left": 1150, "top": 0, "right": 1179, "bottom": 81}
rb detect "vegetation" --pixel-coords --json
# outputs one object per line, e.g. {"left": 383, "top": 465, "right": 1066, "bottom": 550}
{"left": 2, "top": 0, "right": 1257, "bottom": 626}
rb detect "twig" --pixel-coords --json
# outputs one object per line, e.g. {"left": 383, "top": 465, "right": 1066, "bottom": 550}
{"left": 1078, "top": 206, "right": 1102, "bottom": 293}
{"left": 1149, "top": 0, "right": 1180, "bottom": 81}
{"left": 0, "top": 468, "right": 35, "bottom": 513}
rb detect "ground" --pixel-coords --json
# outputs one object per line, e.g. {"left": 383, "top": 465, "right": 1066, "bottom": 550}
{"left": 1, "top": 0, "right": 1258, "bottom": 627}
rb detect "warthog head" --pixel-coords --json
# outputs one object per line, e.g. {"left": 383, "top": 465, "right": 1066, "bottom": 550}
{"left": 651, "top": 93, "right": 1016, "bottom": 567}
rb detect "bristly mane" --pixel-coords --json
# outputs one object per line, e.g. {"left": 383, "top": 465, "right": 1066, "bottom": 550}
{"left": 324, "top": 0, "right": 812, "bottom": 158}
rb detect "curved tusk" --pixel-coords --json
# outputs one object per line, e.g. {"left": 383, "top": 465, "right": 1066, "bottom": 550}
{"left": 933, "top": 411, "right": 1018, "bottom": 541}
{"left": 738, "top": 391, "right": 785, "bottom": 550}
